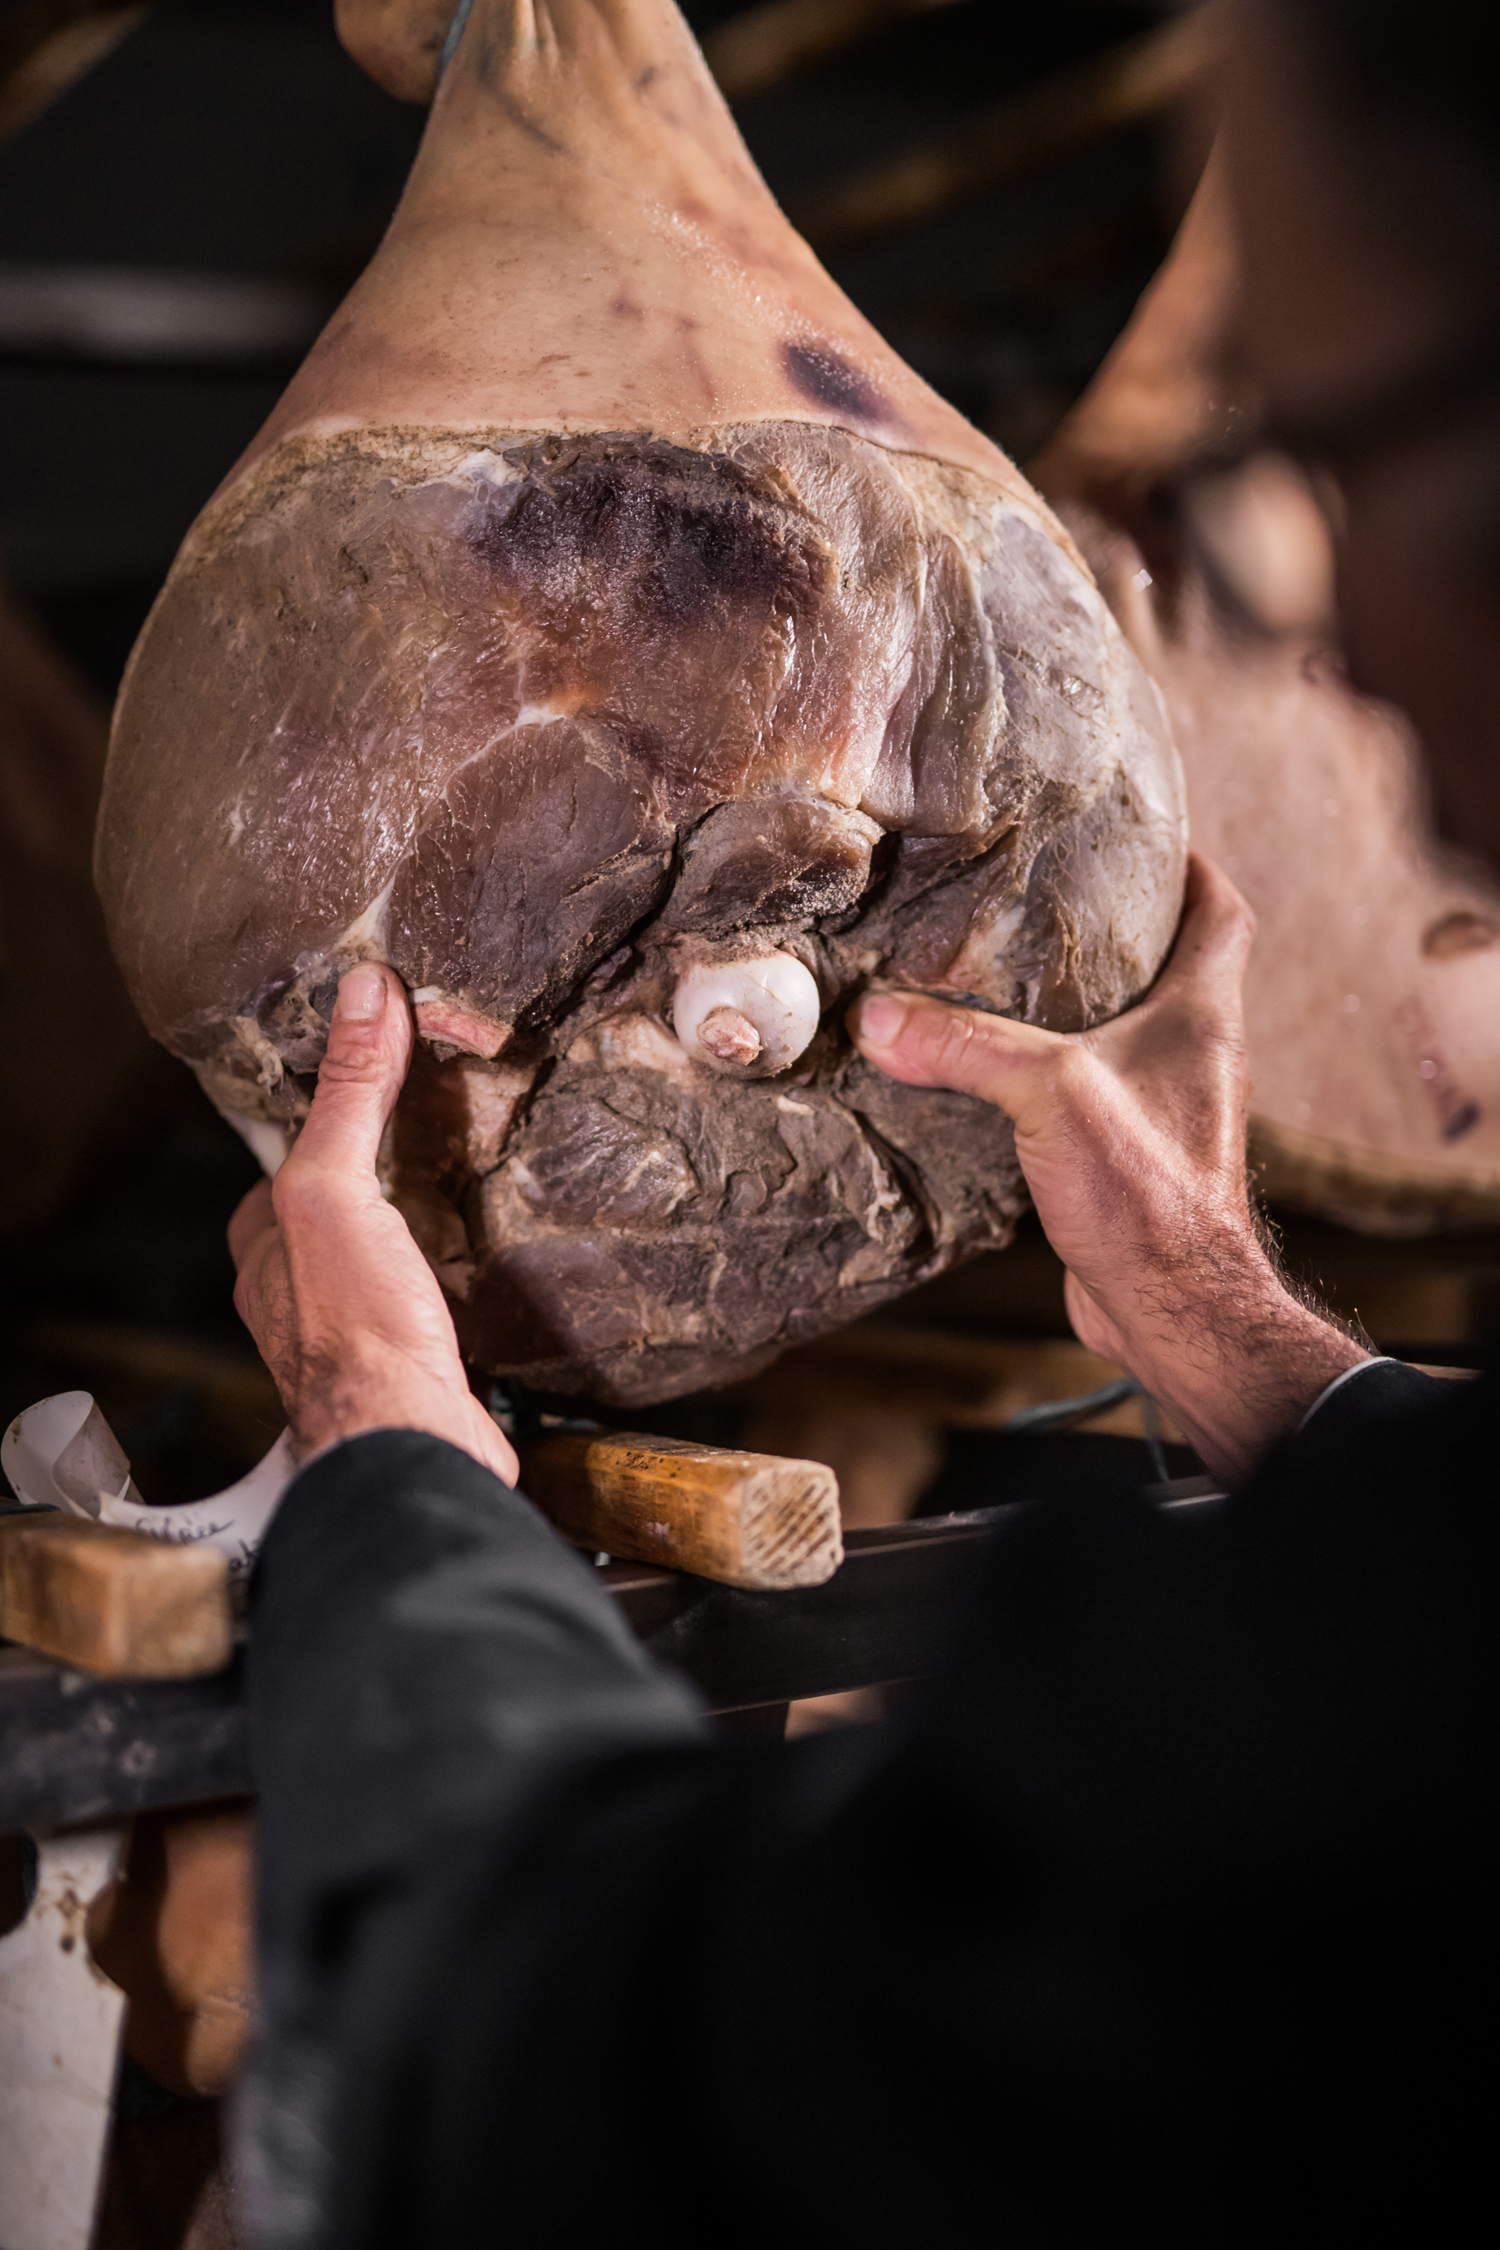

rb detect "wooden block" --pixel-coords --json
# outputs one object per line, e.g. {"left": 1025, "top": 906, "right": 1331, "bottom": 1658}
{"left": 0, "top": 1513, "right": 232, "bottom": 1678}
{"left": 517, "top": 1432, "right": 843, "bottom": 1591}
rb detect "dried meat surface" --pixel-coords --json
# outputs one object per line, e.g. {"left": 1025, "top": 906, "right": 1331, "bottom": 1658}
{"left": 97, "top": 4, "right": 1185, "bottom": 1402}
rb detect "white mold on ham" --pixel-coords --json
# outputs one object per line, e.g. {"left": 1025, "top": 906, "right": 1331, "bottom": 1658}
{"left": 96, "top": 1, "right": 1187, "bottom": 1404}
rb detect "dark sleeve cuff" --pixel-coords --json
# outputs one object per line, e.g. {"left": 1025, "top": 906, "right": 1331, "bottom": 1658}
{"left": 1298, "top": 1357, "right": 1450, "bottom": 1441}
{"left": 1240, "top": 1356, "right": 1457, "bottom": 1512}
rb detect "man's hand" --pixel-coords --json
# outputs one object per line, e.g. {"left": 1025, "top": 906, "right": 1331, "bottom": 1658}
{"left": 849, "top": 853, "right": 1366, "bottom": 1482}
{"left": 229, "top": 963, "right": 519, "bottom": 1483}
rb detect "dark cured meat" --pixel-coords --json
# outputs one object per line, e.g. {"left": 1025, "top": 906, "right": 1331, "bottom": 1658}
{"left": 97, "top": 4, "right": 1185, "bottom": 1402}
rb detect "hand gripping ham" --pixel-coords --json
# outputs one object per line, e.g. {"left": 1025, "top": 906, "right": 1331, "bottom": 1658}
{"left": 97, "top": 2, "right": 1186, "bottom": 1403}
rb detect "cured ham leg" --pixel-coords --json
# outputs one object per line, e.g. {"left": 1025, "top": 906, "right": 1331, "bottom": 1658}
{"left": 1035, "top": 155, "right": 1500, "bottom": 1232}
{"left": 98, "top": 1, "right": 1185, "bottom": 1403}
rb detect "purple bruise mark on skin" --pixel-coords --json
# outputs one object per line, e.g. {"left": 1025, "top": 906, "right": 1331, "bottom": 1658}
{"left": 781, "top": 342, "right": 887, "bottom": 425}
{"left": 1441, "top": 1093, "right": 1482, "bottom": 1142}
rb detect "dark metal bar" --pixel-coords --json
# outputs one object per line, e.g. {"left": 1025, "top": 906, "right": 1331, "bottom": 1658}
{"left": 0, "top": 1645, "right": 251, "bottom": 1833}
{"left": 605, "top": 1507, "right": 1003, "bottom": 1710}
{"left": 0, "top": 1508, "right": 1004, "bottom": 1831}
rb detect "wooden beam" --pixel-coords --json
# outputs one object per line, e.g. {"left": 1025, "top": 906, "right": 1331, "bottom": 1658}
{"left": 732, "top": 1325, "right": 1188, "bottom": 1443}
{"left": 518, "top": 1430, "right": 842, "bottom": 1589}
{"left": 791, "top": 5, "right": 1219, "bottom": 258}
{"left": 0, "top": 1511, "right": 231, "bottom": 1679}
{"left": 704, "top": 0, "right": 962, "bottom": 106}
{"left": 0, "top": 1, "right": 147, "bottom": 144}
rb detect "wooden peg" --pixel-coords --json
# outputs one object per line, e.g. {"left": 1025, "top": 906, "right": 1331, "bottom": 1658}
{"left": 516, "top": 1432, "right": 842, "bottom": 1591}
{"left": 0, "top": 1512, "right": 232, "bottom": 1678}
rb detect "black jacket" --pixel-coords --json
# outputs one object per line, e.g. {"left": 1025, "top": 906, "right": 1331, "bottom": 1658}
{"left": 243, "top": 1361, "right": 1495, "bottom": 2247}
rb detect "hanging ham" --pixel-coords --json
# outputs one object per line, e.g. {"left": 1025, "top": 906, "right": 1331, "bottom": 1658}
{"left": 97, "top": 0, "right": 1186, "bottom": 1403}
{"left": 1034, "top": 153, "right": 1500, "bottom": 1234}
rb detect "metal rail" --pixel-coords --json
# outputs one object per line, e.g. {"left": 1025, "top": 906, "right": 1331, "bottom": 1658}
{"left": 0, "top": 1508, "right": 1006, "bottom": 1832}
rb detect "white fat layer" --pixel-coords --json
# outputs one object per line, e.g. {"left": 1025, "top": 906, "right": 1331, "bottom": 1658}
{"left": 339, "top": 869, "right": 398, "bottom": 958}
{"left": 445, "top": 448, "right": 525, "bottom": 494}
{"left": 225, "top": 1109, "right": 293, "bottom": 1178}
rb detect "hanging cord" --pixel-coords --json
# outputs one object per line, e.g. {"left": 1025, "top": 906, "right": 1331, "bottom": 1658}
{"left": 1137, "top": 1386, "right": 1170, "bottom": 1487}
{"left": 1007, "top": 1376, "right": 1171, "bottom": 1485}
{"left": 439, "top": 0, "right": 476, "bottom": 79}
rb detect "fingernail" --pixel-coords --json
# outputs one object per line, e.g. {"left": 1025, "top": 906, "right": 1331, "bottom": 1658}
{"left": 337, "top": 964, "right": 387, "bottom": 1022}
{"left": 857, "top": 993, "right": 907, "bottom": 1046}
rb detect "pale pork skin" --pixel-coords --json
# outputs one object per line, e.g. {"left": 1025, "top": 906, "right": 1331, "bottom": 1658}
{"left": 97, "top": 2, "right": 1185, "bottom": 1403}
{"left": 1034, "top": 153, "right": 1500, "bottom": 1231}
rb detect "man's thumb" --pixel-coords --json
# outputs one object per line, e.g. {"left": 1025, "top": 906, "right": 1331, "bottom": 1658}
{"left": 848, "top": 990, "right": 1064, "bottom": 1123}
{"left": 283, "top": 964, "right": 413, "bottom": 1185}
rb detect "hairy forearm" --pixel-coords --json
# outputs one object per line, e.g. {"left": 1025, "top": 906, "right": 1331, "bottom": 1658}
{"left": 848, "top": 853, "right": 1372, "bottom": 1480}
{"left": 1098, "top": 1230, "right": 1369, "bottom": 1484}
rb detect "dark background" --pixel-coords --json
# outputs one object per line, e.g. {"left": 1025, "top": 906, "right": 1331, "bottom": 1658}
{"left": 0, "top": 0, "right": 1177, "bottom": 692}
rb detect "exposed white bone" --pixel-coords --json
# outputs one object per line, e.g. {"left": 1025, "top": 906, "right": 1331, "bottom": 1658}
{"left": 3, "top": 1391, "right": 294, "bottom": 1586}
{"left": 698, "top": 1006, "right": 762, "bottom": 1066}
{"left": 671, "top": 953, "right": 822, "bottom": 1077}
